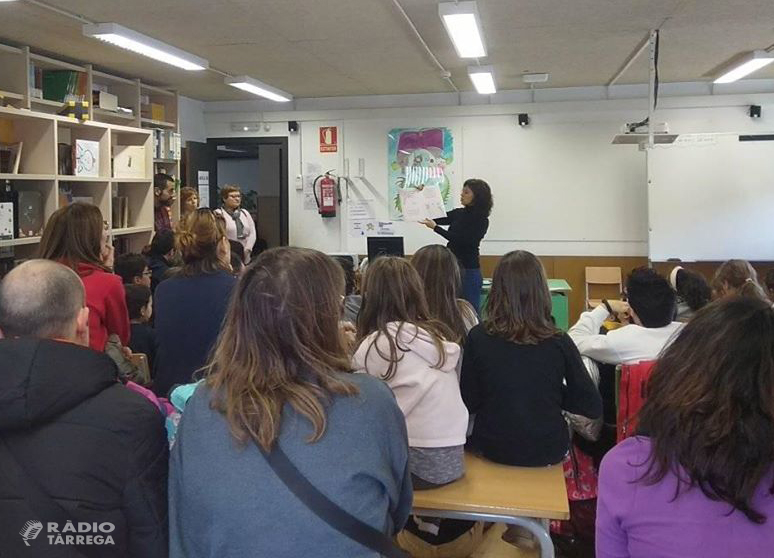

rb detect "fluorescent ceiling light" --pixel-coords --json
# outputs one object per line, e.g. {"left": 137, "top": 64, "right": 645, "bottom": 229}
{"left": 468, "top": 65, "right": 496, "bottom": 94}
{"left": 439, "top": 1, "right": 487, "bottom": 58}
{"left": 714, "top": 50, "right": 774, "bottom": 84}
{"left": 225, "top": 76, "right": 293, "bottom": 102}
{"left": 83, "top": 23, "right": 208, "bottom": 71}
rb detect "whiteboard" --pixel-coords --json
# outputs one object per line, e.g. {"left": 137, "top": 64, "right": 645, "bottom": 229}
{"left": 648, "top": 135, "right": 774, "bottom": 261}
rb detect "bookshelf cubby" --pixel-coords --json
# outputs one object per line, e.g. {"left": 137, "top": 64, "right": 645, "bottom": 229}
{"left": 0, "top": 41, "right": 182, "bottom": 261}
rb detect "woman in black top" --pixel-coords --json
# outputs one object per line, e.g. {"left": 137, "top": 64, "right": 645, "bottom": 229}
{"left": 421, "top": 178, "right": 492, "bottom": 313}
{"left": 460, "top": 250, "right": 602, "bottom": 466}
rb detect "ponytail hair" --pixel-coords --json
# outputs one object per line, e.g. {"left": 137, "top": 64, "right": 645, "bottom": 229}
{"left": 712, "top": 259, "right": 770, "bottom": 302}
{"left": 175, "top": 209, "right": 231, "bottom": 277}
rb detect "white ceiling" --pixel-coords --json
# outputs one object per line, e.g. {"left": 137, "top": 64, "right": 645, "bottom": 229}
{"left": 0, "top": 0, "right": 773, "bottom": 101}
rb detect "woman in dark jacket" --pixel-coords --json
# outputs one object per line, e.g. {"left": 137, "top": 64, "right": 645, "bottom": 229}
{"left": 153, "top": 210, "right": 236, "bottom": 396}
{"left": 421, "top": 178, "right": 493, "bottom": 313}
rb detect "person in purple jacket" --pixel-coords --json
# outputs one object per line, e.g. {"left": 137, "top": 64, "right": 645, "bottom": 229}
{"left": 597, "top": 296, "right": 774, "bottom": 558}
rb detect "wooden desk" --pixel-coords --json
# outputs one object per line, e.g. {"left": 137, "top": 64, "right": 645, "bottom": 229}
{"left": 412, "top": 453, "right": 569, "bottom": 558}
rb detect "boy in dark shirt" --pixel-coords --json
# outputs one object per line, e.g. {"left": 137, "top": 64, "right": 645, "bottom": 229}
{"left": 125, "top": 284, "right": 156, "bottom": 372}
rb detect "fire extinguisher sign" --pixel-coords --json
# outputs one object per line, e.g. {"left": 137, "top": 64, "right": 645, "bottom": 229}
{"left": 319, "top": 126, "right": 338, "bottom": 153}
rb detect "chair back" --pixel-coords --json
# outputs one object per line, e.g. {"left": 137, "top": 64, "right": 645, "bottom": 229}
{"left": 616, "top": 360, "right": 656, "bottom": 442}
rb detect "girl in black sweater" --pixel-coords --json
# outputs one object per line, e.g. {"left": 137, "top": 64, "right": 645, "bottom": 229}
{"left": 460, "top": 250, "right": 602, "bottom": 467}
{"left": 421, "top": 178, "right": 492, "bottom": 313}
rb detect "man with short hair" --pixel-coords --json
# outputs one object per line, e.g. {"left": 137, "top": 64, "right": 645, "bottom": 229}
{"left": 114, "top": 252, "right": 152, "bottom": 288}
{"left": 154, "top": 172, "right": 176, "bottom": 232}
{"left": 569, "top": 267, "right": 683, "bottom": 364}
{"left": 0, "top": 260, "right": 167, "bottom": 557}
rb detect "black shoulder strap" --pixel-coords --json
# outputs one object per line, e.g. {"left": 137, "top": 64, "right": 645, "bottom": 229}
{"left": 258, "top": 442, "right": 408, "bottom": 558}
{"left": 0, "top": 437, "right": 101, "bottom": 558}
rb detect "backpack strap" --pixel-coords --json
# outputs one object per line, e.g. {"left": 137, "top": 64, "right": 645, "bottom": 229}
{"left": 258, "top": 441, "right": 408, "bottom": 558}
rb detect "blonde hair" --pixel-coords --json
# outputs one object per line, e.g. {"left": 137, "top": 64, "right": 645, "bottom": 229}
{"left": 175, "top": 209, "right": 230, "bottom": 276}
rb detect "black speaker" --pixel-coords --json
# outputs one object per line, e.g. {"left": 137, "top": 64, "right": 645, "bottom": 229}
{"left": 749, "top": 105, "right": 762, "bottom": 119}
{"left": 518, "top": 113, "right": 530, "bottom": 127}
{"left": 288, "top": 121, "right": 299, "bottom": 133}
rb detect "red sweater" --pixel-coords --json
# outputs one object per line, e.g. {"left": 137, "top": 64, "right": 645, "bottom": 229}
{"left": 76, "top": 263, "right": 130, "bottom": 351}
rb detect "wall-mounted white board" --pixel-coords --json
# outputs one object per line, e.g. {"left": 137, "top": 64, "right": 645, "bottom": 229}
{"left": 647, "top": 134, "right": 774, "bottom": 261}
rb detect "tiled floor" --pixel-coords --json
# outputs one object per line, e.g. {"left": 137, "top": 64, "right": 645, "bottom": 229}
{"left": 470, "top": 524, "right": 539, "bottom": 558}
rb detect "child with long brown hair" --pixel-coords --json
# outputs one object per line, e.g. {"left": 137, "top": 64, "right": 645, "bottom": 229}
{"left": 411, "top": 245, "right": 478, "bottom": 345}
{"left": 39, "top": 203, "right": 129, "bottom": 352}
{"left": 461, "top": 250, "right": 602, "bottom": 466}
{"left": 353, "top": 255, "right": 476, "bottom": 555}
{"left": 354, "top": 256, "right": 468, "bottom": 487}
{"left": 169, "top": 247, "right": 412, "bottom": 557}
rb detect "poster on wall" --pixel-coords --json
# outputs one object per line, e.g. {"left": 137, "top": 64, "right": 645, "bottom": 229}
{"left": 197, "top": 171, "right": 210, "bottom": 208}
{"left": 387, "top": 127, "right": 453, "bottom": 220}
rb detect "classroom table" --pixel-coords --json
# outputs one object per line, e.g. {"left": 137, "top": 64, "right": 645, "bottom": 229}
{"left": 412, "top": 453, "right": 569, "bottom": 558}
{"left": 480, "top": 279, "right": 573, "bottom": 330}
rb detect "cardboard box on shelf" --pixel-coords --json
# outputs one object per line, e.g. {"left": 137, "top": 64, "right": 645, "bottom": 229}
{"left": 113, "top": 145, "right": 146, "bottom": 179}
{"left": 93, "top": 90, "right": 119, "bottom": 112}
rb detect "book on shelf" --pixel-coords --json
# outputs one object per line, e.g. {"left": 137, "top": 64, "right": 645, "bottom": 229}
{"left": 43, "top": 70, "right": 86, "bottom": 103}
{"left": 28, "top": 64, "right": 43, "bottom": 99}
{"left": 111, "top": 195, "right": 129, "bottom": 229}
{"left": 152, "top": 130, "right": 181, "bottom": 161}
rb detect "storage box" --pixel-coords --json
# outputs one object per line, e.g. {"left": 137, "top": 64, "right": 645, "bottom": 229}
{"left": 93, "top": 90, "right": 118, "bottom": 112}
{"left": 151, "top": 103, "right": 165, "bottom": 122}
{"left": 113, "top": 145, "right": 146, "bottom": 179}
{"left": 73, "top": 139, "right": 100, "bottom": 177}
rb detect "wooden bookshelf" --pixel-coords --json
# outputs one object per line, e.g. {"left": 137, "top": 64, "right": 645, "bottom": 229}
{"left": 0, "top": 41, "right": 183, "bottom": 258}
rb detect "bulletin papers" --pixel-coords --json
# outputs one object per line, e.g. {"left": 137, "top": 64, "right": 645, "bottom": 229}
{"left": 348, "top": 197, "right": 395, "bottom": 237}
{"left": 398, "top": 185, "right": 447, "bottom": 222}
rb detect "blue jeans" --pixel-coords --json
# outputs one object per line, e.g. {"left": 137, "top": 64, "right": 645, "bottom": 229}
{"left": 462, "top": 267, "right": 483, "bottom": 315}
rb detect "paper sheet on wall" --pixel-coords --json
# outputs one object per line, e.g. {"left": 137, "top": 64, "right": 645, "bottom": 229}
{"left": 197, "top": 171, "right": 210, "bottom": 208}
{"left": 398, "top": 185, "right": 447, "bottom": 221}
{"left": 348, "top": 198, "right": 376, "bottom": 220}
{"left": 349, "top": 219, "right": 395, "bottom": 237}
{"left": 303, "top": 163, "right": 323, "bottom": 211}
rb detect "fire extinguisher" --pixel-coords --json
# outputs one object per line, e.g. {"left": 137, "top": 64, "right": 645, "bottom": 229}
{"left": 313, "top": 171, "right": 341, "bottom": 218}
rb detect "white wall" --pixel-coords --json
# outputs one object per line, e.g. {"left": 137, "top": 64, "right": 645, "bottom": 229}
{"left": 202, "top": 84, "right": 774, "bottom": 257}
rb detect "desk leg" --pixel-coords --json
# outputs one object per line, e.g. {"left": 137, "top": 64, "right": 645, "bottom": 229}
{"left": 411, "top": 509, "right": 555, "bottom": 558}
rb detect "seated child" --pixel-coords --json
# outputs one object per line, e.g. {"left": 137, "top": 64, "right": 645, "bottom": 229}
{"left": 352, "top": 256, "right": 478, "bottom": 556}
{"left": 125, "top": 284, "right": 156, "bottom": 372}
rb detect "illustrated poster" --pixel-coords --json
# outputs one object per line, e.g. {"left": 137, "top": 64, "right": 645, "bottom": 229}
{"left": 388, "top": 127, "right": 453, "bottom": 220}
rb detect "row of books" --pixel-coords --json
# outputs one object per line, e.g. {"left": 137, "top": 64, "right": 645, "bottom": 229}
{"left": 152, "top": 129, "right": 181, "bottom": 161}
{"left": 29, "top": 66, "right": 87, "bottom": 103}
